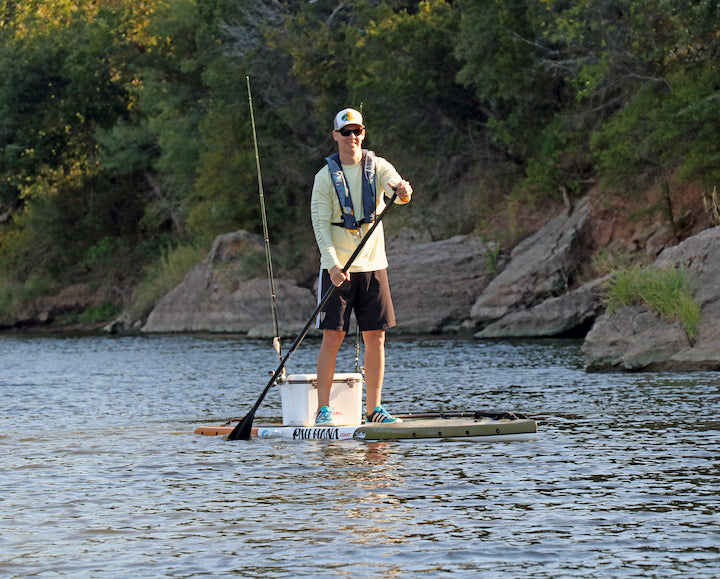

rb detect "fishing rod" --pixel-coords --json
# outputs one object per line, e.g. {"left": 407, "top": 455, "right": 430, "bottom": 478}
{"left": 246, "top": 76, "right": 284, "bottom": 381}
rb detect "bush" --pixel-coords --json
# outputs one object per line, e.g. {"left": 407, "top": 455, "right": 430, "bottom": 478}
{"left": 0, "top": 275, "right": 59, "bottom": 320}
{"left": 79, "top": 302, "right": 122, "bottom": 324}
{"left": 604, "top": 266, "right": 701, "bottom": 342}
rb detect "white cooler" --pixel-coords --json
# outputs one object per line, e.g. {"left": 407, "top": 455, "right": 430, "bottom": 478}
{"left": 279, "top": 373, "right": 363, "bottom": 426}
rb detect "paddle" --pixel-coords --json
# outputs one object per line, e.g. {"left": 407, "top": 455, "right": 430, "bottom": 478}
{"left": 227, "top": 190, "right": 399, "bottom": 440}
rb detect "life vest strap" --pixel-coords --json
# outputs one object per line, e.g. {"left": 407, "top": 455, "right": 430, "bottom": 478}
{"left": 325, "top": 150, "right": 377, "bottom": 231}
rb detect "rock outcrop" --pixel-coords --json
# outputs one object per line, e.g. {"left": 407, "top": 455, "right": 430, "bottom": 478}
{"left": 387, "top": 235, "right": 501, "bottom": 333}
{"left": 582, "top": 226, "right": 720, "bottom": 371}
{"left": 469, "top": 195, "right": 595, "bottom": 334}
{"left": 138, "top": 198, "right": 606, "bottom": 338}
{"left": 126, "top": 197, "right": 720, "bottom": 373}
{"left": 475, "top": 276, "right": 607, "bottom": 339}
{"left": 141, "top": 231, "right": 315, "bottom": 334}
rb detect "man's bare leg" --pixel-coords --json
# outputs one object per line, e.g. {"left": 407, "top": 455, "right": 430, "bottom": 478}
{"left": 362, "top": 329, "right": 385, "bottom": 414}
{"left": 316, "top": 329, "right": 346, "bottom": 408}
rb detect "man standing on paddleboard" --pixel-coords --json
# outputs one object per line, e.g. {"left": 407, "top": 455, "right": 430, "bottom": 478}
{"left": 310, "top": 107, "right": 413, "bottom": 427}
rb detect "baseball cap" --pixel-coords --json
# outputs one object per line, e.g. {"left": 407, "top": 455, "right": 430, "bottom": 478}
{"left": 333, "top": 108, "right": 364, "bottom": 131}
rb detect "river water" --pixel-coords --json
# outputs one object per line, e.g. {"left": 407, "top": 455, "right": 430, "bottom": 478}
{"left": 0, "top": 334, "right": 718, "bottom": 578}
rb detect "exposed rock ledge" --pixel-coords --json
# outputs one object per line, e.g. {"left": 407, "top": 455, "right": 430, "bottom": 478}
{"left": 140, "top": 231, "right": 317, "bottom": 335}
{"left": 139, "top": 197, "right": 601, "bottom": 338}
{"left": 132, "top": 196, "right": 720, "bottom": 371}
{"left": 139, "top": 231, "right": 504, "bottom": 336}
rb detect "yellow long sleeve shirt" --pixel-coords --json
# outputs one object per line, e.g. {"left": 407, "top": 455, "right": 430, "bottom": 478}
{"left": 311, "top": 154, "right": 408, "bottom": 273}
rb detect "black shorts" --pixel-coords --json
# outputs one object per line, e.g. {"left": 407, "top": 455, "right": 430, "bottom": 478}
{"left": 316, "top": 269, "right": 396, "bottom": 332}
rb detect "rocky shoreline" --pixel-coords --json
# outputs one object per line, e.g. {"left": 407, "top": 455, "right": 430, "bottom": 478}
{"left": 5, "top": 191, "right": 719, "bottom": 372}
{"left": 130, "top": 194, "right": 720, "bottom": 371}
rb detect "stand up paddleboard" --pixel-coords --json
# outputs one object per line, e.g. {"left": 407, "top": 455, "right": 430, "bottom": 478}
{"left": 195, "top": 411, "right": 537, "bottom": 442}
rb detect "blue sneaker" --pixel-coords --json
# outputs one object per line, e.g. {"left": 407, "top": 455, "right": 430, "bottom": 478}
{"left": 366, "top": 405, "right": 403, "bottom": 423}
{"left": 315, "top": 405, "right": 336, "bottom": 427}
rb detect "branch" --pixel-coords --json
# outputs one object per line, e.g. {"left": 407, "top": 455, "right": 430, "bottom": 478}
{"left": 0, "top": 201, "right": 21, "bottom": 224}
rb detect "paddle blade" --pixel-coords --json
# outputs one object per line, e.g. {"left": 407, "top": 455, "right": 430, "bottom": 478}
{"left": 227, "top": 411, "right": 254, "bottom": 441}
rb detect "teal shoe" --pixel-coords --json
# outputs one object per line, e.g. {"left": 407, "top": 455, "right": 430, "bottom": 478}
{"left": 366, "top": 405, "right": 403, "bottom": 423}
{"left": 315, "top": 405, "right": 336, "bottom": 427}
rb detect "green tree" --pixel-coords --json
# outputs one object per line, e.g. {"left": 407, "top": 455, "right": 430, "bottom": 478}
{"left": 454, "top": 1, "right": 566, "bottom": 162}
{"left": 0, "top": 5, "right": 136, "bottom": 279}
{"left": 588, "top": 0, "right": 720, "bottom": 189}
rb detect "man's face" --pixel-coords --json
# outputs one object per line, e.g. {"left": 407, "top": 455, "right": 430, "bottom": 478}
{"left": 333, "top": 124, "right": 365, "bottom": 153}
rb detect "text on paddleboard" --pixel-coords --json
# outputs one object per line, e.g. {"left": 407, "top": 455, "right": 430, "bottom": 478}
{"left": 292, "top": 427, "right": 341, "bottom": 440}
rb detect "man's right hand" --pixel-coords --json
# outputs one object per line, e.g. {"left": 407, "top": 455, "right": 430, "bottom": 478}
{"left": 329, "top": 265, "right": 350, "bottom": 287}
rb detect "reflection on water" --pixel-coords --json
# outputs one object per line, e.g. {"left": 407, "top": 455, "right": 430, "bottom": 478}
{"left": 0, "top": 334, "right": 719, "bottom": 578}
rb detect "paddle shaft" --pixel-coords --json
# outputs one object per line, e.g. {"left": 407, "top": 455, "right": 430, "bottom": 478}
{"left": 227, "top": 191, "right": 399, "bottom": 440}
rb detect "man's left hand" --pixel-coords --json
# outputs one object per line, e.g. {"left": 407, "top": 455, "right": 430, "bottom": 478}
{"left": 394, "top": 180, "right": 413, "bottom": 202}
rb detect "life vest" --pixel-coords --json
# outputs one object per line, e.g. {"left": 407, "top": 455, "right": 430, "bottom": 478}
{"left": 325, "top": 149, "right": 377, "bottom": 231}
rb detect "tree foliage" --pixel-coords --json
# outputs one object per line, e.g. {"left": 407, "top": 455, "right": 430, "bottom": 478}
{"left": 1, "top": 0, "right": 719, "bottom": 315}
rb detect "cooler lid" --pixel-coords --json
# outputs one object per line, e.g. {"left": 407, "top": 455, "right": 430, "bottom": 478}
{"left": 286, "top": 373, "right": 363, "bottom": 383}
